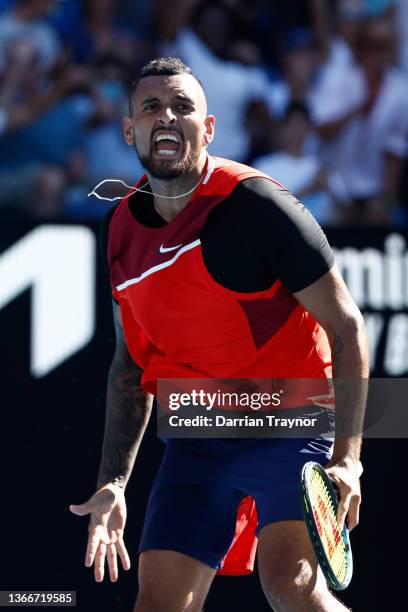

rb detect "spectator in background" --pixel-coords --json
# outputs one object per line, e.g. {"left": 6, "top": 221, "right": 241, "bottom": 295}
{"left": 0, "top": 1, "right": 63, "bottom": 218}
{"left": 0, "top": 0, "right": 118, "bottom": 219}
{"left": 84, "top": 53, "right": 143, "bottom": 185}
{"left": 0, "top": 39, "right": 95, "bottom": 217}
{"left": 66, "top": 52, "right": 144, "bottom": 219}
{"left": 1, "top": 0, "right": 407, "bottom": 225}
{"left": 0, "top": 0, "right": 61, "bottom": 73}
{"left": 156, "top": 0, "right": 270, "bottom": 161}
{"left": 222, "top": 0, "right": 311, "bottom": 70}
{"left": 0, "top": 0, "right": 149, "bottom": 221}
{"left": 117, "top": 0, "right": 154, "bottom": 41}
{"left": 46, "top": 0, "right": 90, "bottom": 64}
{"left": 311, "top": 0, "right": 366, "bottom": 78}
{"left": 83, "top": 0, "right": 144, "bottom": 65}
{"left": 244, "top": 98, "right": 276, "bottom": 165}
{"left": 48, "top": 0, "right": 150, "bottom": 68}
{"left": 311, "top": 0, "right": 396, "bottom": 77}
{"left": 267, "top": 27, "right": 322, "bottom": 119}
{"left": 314, "top": 15, "right": 408, "bottom": 223}
{"left": 253, "top": 101, "right": 335, "bottom": 225}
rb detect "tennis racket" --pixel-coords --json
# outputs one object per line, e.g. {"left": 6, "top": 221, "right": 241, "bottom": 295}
{"left": 300, "top": 461, "right": 353, "bottom": 591}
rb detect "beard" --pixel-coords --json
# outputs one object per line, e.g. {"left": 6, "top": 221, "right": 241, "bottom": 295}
{"left": 134, "top": 140, "right": 201, "bottom": 180}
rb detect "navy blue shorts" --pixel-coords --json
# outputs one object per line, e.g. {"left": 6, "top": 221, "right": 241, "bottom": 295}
{"left": 139, "top": 437, "right": 332, "bottom": 570}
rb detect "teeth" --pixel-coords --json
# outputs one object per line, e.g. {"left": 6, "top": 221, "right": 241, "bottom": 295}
{"left": 158, "top": 150, "right": 177, "bottom": 156}
{"left": 155, "top": 133, "right": 180, "bottom": 143}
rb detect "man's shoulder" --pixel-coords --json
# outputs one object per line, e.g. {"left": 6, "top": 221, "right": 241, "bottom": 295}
{"left": 209, "top": 169, "right": 305, "bottom": 230}
{"left": 223, "top": 174, "right": 325, "bottom": 241}
{"left": 210, "top": 156, "right": 284, "bottom": 194}
{"left": 231, "top": 174, "right": 293, "bottom": 209}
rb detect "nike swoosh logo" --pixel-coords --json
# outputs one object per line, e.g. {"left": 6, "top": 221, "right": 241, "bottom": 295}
{"left": 159, "top": 243, "right": 183, "bottom": 253}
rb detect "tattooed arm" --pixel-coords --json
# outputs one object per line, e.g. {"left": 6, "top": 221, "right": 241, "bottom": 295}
{"left": 70, "top": 300, "right": 153, "bottom": 582}
{"left": 97, "top": 301, "right": 153, "bottom": 489}
{"left": 294, "top": 263, "right": 369, "bottom": 530}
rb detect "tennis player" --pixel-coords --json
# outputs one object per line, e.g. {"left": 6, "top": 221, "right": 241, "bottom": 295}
{"left": 70, "top": 57, "right": 368, "bottom": 612}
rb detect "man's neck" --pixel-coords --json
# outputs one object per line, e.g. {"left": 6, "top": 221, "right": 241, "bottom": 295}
{"left": 149, "top": 153, "right": 208, "bottom": 223}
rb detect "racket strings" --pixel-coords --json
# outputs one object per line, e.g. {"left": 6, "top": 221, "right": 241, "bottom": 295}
{"left": 309, "top": 469, "right": 349, "bottom": 581}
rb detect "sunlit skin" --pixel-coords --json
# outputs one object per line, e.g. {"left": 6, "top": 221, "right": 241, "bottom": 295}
{"left": 123, "top": 74, "right": 215, "bottom": 222}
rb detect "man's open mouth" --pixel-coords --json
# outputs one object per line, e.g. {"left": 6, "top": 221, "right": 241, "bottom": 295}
{"left": 153, "top": 131, "right": 182, "bottom": 157}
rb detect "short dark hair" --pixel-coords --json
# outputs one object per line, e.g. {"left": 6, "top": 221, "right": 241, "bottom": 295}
{"left": 128, "top": 57, "right": 203, "bottom": 114}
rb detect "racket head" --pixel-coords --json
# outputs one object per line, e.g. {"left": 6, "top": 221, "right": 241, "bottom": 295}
{"left": 300, "top": 461, "right": 353, "bottom": 591}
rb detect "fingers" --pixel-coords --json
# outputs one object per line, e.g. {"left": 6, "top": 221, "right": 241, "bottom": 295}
{"left": 345, "top": 494, "right": 361, "bottom": 532}
{"left": 108, "top": 529, "right": 118, "bottom": 544}
{"left": 336, "top": 489, "right": 351, "bottom": 531}
{"left": 116, "top": 537, "right": 131, "bottom": 571}
{"left": 85, "top": 526, "right": 130, "bottom": 581}
{"left": 94, "top": 542, "right": 107, "bottom": 582}
{"left": 88, "top": 537, "right": 130, "bottom": 582}
{"left": 106, "top": 544, "right": 118, "bottom": 582}
{"left": 85, "top": 528, "right": 102, "bottom": 568}
{"left": 334, "top": 482, "right": 361, "bottom": 531}
{"left": 85, "top": 522, "right": 111, "bottom": 566}
{"left": 325, "top": 463, "right": 362, "bottom": 532}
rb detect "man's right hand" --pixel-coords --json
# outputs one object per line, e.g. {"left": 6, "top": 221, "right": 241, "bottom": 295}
{"left": 69, "top": 484, "right": 131, "bottom": 582}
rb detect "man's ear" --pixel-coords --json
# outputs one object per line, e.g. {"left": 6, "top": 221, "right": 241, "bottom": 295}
{"left": 123, "top": 116, "right": 135, "bottom": 145}
{"left": 203, "top": 115, "right": 215, "bottom": 146}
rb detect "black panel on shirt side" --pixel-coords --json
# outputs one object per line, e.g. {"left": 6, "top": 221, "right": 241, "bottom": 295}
{"left": 99, "top": 190, "right": 165, "bottom": 304}
{"left": 200, "top": 178, "right": 334, "bottom": 294}
{"left": 98, "top": 189, "right": 165, "bottom": 273}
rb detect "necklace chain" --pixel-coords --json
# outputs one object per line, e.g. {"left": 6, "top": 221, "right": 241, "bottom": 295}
{"left": 88, "top": 172, "right": 205, "bottom": 202}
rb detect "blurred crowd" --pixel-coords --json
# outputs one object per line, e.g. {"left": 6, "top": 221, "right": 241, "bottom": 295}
{"left": 1, "top": 0, "right": 408, "bottom": 225}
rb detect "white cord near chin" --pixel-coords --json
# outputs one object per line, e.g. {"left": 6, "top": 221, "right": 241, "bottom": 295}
{"left": 87, "top": 159, "right": 214, "bottom": 202}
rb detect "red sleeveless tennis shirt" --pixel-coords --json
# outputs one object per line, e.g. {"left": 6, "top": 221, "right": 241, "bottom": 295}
{"left": 107, "top": 155, "right": 333, "bottom": 575}
{"left": 108, "top": 156, "right": 332, "bottom": 388}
